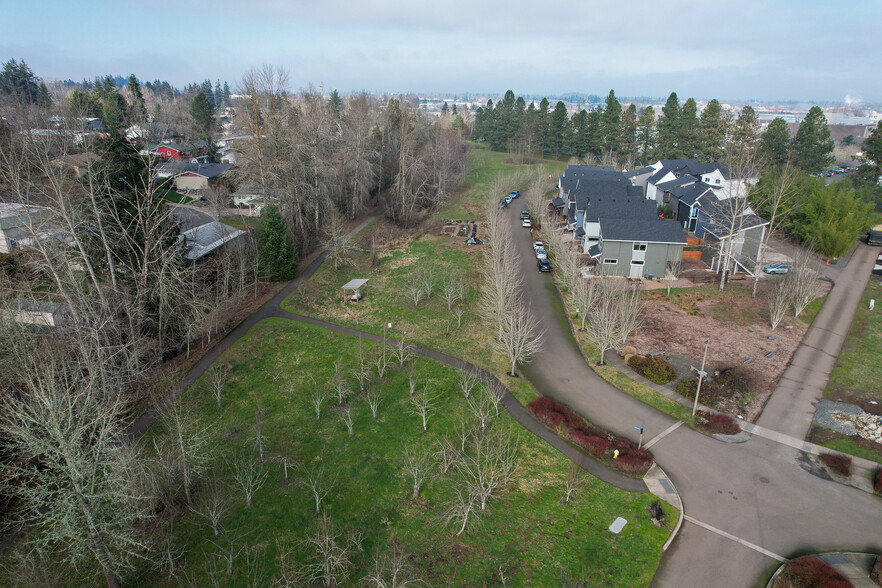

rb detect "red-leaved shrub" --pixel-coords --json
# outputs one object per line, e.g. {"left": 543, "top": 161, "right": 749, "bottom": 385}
{"left": 568, "top": 430, "right": 610, "bottom": 459}
{"left": 610, "top": 455, "right": 653, "bottom": 476}
{"left": 875, "top": 468, "right": 882, "bottom": 494}
{"left": 696, "top": 411, "right": 741, "bottom": 435}
{"left": 819, "top": 453, "right": 852, "bottom": 477}
{"left": 527, "top": 397, "right": 584, "bottom": 430}
{"left": 773, "top": 556, "right": 854, "bottom": 588}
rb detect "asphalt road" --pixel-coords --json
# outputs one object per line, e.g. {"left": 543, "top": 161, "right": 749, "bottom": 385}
{"left": 505, "top": 205, "right": 882, "bottom": 588}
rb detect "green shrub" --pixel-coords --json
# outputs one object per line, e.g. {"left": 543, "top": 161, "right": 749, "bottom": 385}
{"left": 627, "top": 356, "right": 677, "bottom": 385}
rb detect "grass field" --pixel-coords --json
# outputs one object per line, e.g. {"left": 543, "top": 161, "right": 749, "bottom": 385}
{"left": 136, "top": 319, "right": 673, "bottom": 586}
{"left": 826, "top": 278, "right": 882, "bottom": 399}
{"left": 160, "top": 189, "right": 195, "bottom": 204}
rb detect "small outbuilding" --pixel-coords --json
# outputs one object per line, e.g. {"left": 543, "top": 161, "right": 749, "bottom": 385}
{"left": 341, "top": 278, "right": 369, "bottom": 303}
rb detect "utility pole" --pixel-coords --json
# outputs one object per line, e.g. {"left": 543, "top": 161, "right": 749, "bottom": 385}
{"left": 692, "top": 339, "right": 710, "bottom": 416}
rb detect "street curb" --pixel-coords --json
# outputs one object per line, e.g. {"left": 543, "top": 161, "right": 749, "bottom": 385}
{"left": 643, "top": 464, "right": 685, "bottom": 552}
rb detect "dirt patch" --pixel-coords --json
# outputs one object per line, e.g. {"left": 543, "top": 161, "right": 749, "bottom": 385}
{"left": 629, "top": 279, "right": 832, "bottom": 421}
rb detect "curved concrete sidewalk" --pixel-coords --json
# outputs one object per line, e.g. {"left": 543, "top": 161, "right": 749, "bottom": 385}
{"left": 757, "top": 242, "right": 878, "bottom": 439}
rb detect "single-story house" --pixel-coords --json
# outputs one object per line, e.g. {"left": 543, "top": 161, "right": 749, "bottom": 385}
{"left": 1, "top": 298, "right": 68, "bottom": 328}
{"left": 595, "top": 218, "right": 687, "bottom": 278}
{"left": 178, "top": 221, "right": 245, "bottom": 261}
{"left": 52, "top": 151, "right": 98, "bottom": 179}
{"left": 0, "top": 202, "right": 54, "bottom": 254}
{"left": 156, "top": 161, "right": 231, "bottom": 192}
{"left": 148, "top": 140, "right": 209, "bottom": 160}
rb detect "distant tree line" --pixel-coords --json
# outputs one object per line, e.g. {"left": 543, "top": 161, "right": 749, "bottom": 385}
{"left": 473, "top": 89, "right": 837, "bottom": 174}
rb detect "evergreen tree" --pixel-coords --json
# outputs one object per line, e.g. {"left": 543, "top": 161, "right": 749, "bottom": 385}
{"left": 732, "top": 105, "right": 760, "bottom": 149}
{"left": 127, "top": 74, "right": 147, "bottom": 120}
{"left": 679, "top": 98, "right": 699, "bottom": 159}
{"left": 200, "top": 80, "right": 215, "bottom": 107}
{"left": 600, "top": 90, "right": 621, "bottom": 157}
{"left": 328, "top": 89, "right": 344, "bottom": 119}
{"left": 93, "top": 78, "right": 127, "bottom": 135}
{"left": 790, "top": 106, "right": 834, "bottom": 173}
{"left": 511, "top": 96, "right": 526, "bottom": 144}
{"left": 441, "top": 101, "right": 449, "bottom": 114}
{"left": 656, "top": 92, "right": 681, "bottom": 159}
{"left": 760, "top": 117, "right": 791, "bottom": 169}
{"left": 452, "top": 103, "right": 457, "bottom": 115}
{"left": 619, "top": 104, "right": 639, "bottom": 164}
{"left": 548, "top": 101, "right": 570, "bottom": 154}
{"left": 698, "top": 99, "right": 728, "bottom": 162}
{"left": 190, "top": 91, "right": 215, "bottom": 142}
{"left": 856, "top": 121, "right": 882, "bottom": 188}
{"left": 585, "top": 107, "right": 604, "bottom": 158}
{"left": 537, "top": 98, "right": 550, "bottom": 152}
{"left": 0, "top": 59, "right": 51, "bottom": 106}
{"left": 222, "top": 81, "right": 231, "bottom": 105}
{"left": 214, "top": 80, "right": 223, "bottom": 106}
{"left": 637, "top": 106, "right": 656, "bottom": 162}
{"left": 258, "top": 205, "right": 298, "bottom": 281}
{"left": 570, "top": 109, "right": 589, "bottom": 156}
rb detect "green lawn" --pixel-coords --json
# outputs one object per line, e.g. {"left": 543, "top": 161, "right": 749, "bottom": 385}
{"left": 221, "top": 215, "right": 262, "bottom": 231}
{"left": 434, "top": 146, "right": 568, "bottom": 222}
{"left": 160, "top": 189, "right": 195, "bottom": 204}
{"left": 137, "top": 319, "right": 673, "bottom": 586}
{"left": 826, "top": 279, "right": 882, "bottom": 399}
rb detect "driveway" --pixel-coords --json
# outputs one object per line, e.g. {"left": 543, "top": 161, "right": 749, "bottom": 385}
{"left": 508, "top": 206, "right": 882, "bottom": 587}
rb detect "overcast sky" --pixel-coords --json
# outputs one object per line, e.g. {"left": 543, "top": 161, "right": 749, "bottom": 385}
{"left": 2, "top": 0, "right": 878, "bottom": 103}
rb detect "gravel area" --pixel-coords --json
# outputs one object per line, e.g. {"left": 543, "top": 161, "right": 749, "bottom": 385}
{"left": 813, "top": 399, "right": 863, "bottom": 435}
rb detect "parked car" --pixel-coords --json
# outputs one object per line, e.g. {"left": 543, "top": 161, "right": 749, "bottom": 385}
{"left": 510, "top": 190, "right": 520, "bottom": 199}
{"left": 532, "top": 240, "right": 544, "bottom": 251}
{"left": 498, "top": 198, "right": 508, "bottom": 208}
{"left": 537, "top": 258, "right": 552, "bottom": 272}
{"left": 763, "top": 262, "right": 792, "bottom": 274}
{"left": 504, "top": 195, "right": 514, "bottom": 204}
{"left": 522, "top": 218, "right": 532, "bottom": 228}
{"left": 520, "top": 209, "right": 530, "bottom": 218}
{"left": 535, "top": 247, "right": 547, "bottom": 260}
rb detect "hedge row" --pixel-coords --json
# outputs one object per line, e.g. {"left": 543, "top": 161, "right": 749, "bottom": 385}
{"left": 820, "top": 453, "right": 852, "bottom": 477}
{"left": 876, "top": 468, "right": 882, "bottom": 494}
{"left": 528, "top": 397, "right": 654, "bottom": 477}
{"left": 695, "top": 411, "right": 741, "bottom": 436}
{"left": 626, "top": 355, "right": 677, "bottom": 385}
{"left": 773, "top": 556, "right": 854, "bottom": 588}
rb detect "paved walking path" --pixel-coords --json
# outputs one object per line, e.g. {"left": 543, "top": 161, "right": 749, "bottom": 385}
{"left": 757, "top": 242, "right": 878, "bottom": 439}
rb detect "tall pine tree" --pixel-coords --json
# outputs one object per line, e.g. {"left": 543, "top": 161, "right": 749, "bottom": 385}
{"left": 258, "top": 205, "right": 298, "bottom": 281}
{"left": 790, "top": 106, "right": 834, "bottom": 173}
{"left": 656, "top": 92, "right": 681, "bottom": 160}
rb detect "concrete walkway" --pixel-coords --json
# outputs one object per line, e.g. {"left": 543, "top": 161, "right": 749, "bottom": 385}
{"left": 757, "top": 242, "right": 878, "bottom": 439}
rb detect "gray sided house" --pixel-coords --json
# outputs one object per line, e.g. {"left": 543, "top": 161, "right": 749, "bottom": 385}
{"left": 1, "top": 298, "right": 68, "bottom": 328}
{"left": 0, "top": 203, "right": 54, "bottom": 254}
{"left": 558, "top": 165, "right": 624, "bottom": 229}
{"left": 157, "top": 161, "right": 231, "bottom": 192}
{"left": 580, "top": 193, "right": 656, "bottom": 252}
{"left": 695, "top": 197, "right": 768, "bottom": 275}
{"left": 597, "top": 218, "right": 686, "bottom": 278}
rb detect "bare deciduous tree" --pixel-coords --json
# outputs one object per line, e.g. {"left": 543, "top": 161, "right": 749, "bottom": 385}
{"left": 191, "top": 476, "right": 231, "bottom": 536}
{"left": 159, "top": 400, "right": 210, "bottom": 507}
{"left": 466, "top": 387, "right": 496, "bottom": 434}
{"left": 304, "top": 514, "right": 357, "bottom": 588}
{"left": 749, "top": 165, "right": 799, "bottom": 297}
{"left": 391, "top": 337, "right": 412, "bottom": 368}
{"left": 562, "top": 462, "right": 588, "bottom": 504}
{"left": 494, "top": 298, "right": 545, "bottom": 376}
{"left": 402, "top": 446, "right": 433, "bottom": 499}
{"left": 253, "top": 408, "right": 270, "bottom": 463}
{"left": 457, "top": 368, "right": 479, "bottom": 399}
{"left": 768, "top": 281, "right": 789, "bottom": 330}
{"left": 785, "top": 250, "right": 819, "bottom": 317}
{"left": 443, "top": 485, "right": 480, "bottom": 537}
{"left": 457, "top": 427, "right": 519, "bottom": 512}
{"left": 340, "top": 407, "right": 355, "bottom": 438}
{"left": 435, "top": 437, "right": 459, "bottom": 474}
{"left": 299, "top": 463, "right": 338, "bottom": 514}
{"left": 0, "top": 355, "right": 151, "bottom": 588}
{"left": 440, "top": 273, "right": 466, "bottom": 311}
{"left": 584, "top": 278, "right": 630, "bottom": 365}
{"left": 362, "top": 545, "right": 424, "bottom": 587}
{"left": 352, "top": 342, "right": 371, "bottom": 391}
{"left": 231, "top": 458, "right": 268, "bottom": 508}
{"left": 452, "top": 308, "right": 465, "bottom": 328}
{"left": 206, "top": 362, "right": 231, "bottom": 409}
{"left": 366, "top": 390, "right": 382, "bottom": 419}
{"left": 408, "top": 388, "right": 438, "bottom": 432}
{"left": 333, "top": 378, "right": 353, "bottom": 405}
{"left": 325, "top": 209, "right": 360, "bottom": 270}
{"left": 663, "top": 257, "right": 681, "bottom": 297}
{"left": 310, "top": 388, "right": 328, "bottom": 421}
